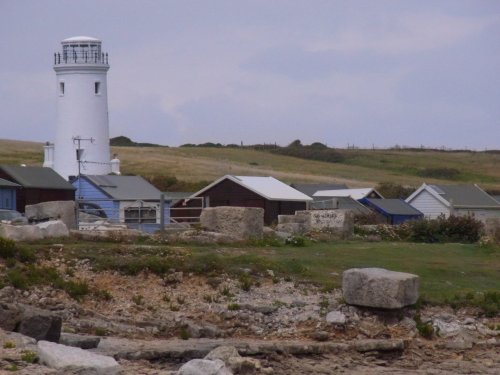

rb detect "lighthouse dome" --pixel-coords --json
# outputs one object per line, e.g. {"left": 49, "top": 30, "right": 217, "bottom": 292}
{"left": 62, "top": 36, "right": 101, "bottom": 43}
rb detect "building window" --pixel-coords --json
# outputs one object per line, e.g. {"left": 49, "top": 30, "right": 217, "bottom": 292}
{"left": 59, "top": 82, "right": 65, "bottom": 96}
{"left": 124, "top": 207, "right": 156, "bottom": 223}
{"left": 94, "top": 82, "right": 100, "bottom": 95}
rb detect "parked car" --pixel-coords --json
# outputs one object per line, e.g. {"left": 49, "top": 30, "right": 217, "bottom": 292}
{"left": 0, "top": 209, "right": 29, "bottom": 225}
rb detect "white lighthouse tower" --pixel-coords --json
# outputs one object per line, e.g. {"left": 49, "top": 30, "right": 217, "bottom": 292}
{"left": 44, "top": 36, "right": 119, "bottom": 179}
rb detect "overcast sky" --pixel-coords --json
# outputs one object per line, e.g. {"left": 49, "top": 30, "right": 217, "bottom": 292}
{"left": 1, "top": 0, "right": 499, "bottom": 149}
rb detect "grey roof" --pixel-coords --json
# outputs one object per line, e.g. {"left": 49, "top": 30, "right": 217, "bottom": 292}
{"left": 83, "top": 175, "right": 163, "bottom": 200}
{"left": 493, "top": 195, "right": 500, "bottom": 203}
{"left": 290, "top": 183, "right": 348, "bottom": 197}
{"left": 310, "top": 196, "right": 371, "bottom": 214}
{"left": 0, "top": 177, "right": 20, "bottom": 188}
{"left": 0, "top": 165, "right": 75, "bottom": 190}
{"left": 428, "top": 184, "right": 500, "bottom": 207}
{"left": 366, "top": 198, "right": 423, "bottom": 216}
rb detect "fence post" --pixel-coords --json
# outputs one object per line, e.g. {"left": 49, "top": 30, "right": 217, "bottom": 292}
{"left": 160, "top": 193, "right": 165, "bottom": 232}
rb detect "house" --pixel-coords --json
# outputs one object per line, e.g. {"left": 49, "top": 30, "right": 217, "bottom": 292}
{"left": 313, "top": 188, "right": 383, "bottom": 201}
{"left": 172, "top": 175, "right": 313, "bottom": 225}
{"left": 0, "top": 178, "right": 20, "bottom": 210}
{"left": 405, "top": 183, "right": 500, "bottom": 221}
{"left": 72, "top": 175, "right": 170, "bottom": 230}
{"left": 363, "top": 198, "right": 423, "bottom": 225}
{"left": 291, "top": 183, "right": 371, "bottom": 213}
{"left": 0, "top": 165, "right": 75, "bottom": 212}
{"left": 290, "top": 183, "right": 348, "bottom": 197}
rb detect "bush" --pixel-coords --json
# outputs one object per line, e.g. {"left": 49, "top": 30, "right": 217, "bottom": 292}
{"left": 375, "top": 182, "right": 415, "bottom": 199}
{"left": 0, "top": 237, "right": 17, "bottom": 259}
{"left": 406, "top": 215, "right": 483, "bottom": 243}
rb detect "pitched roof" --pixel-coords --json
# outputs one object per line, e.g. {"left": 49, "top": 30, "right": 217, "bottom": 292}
{"left": 313, "top": 188, "right": 383, "bottom": 200}
{"left": 365, "top": 198, "right": 423, "bottom": 216}
{"left": 192, "top": 175, "right": 313, "bottom": 201}
{"left": 0, "top": 178, "right": 20, "bottom": 188}
{"left": 310, "top": 196, "right": 371, "bottom": 214}
{"left": 290, "top": 183, "right": 348, "bottom": 197}
{"left": 493, "top": 195, "right": 500, "bottom": 203}
{"left": 82, "top": 175, "right": 163, "bottom": 200}
{"left": 407, "top": 183, "right": 500, "bottom": 208}
{"left": 0, "top": 166, "right": 75, "bottom": 190}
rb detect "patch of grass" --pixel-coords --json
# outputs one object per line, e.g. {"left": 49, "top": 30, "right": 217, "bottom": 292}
{"left": 58, "top": 279, "right": 89, "bottom": 301}
{"left": 5, "top": 364, "right": 19, "bottom": 371}
{"left": 228, "top": 303, "right": 240, "bottom": 311}
{"left": 20, "top": 350, "right": 38, "bottom": 363}
{"left": 176, "top": 295, "right": 186, "bottom": 305}
{"left": 3, "top": 341, "right": 16, "bottom": 349}
{"left": 132, "top": 294, "right": 144, "bottom": 305}
{"left": 414, "top": 314, "right": 434, "bottom": 339}
{"left": 94, "top": 327, "right": 107, "bottom": 336}
{"left": 448, "top": 290, "right": 499, "bottom": 317}
{"left": 94, "top": 289, "right": 113, "bottom": 301}
{"left": 238, "top": 273, "right": 253, "bottom": 292}
{"left": 179, "top": 326, "right": 190, "bottom": 340}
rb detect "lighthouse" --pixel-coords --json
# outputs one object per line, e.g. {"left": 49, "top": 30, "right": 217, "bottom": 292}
{"left": 44, "top": 36, "right": 119, "bottom": 180}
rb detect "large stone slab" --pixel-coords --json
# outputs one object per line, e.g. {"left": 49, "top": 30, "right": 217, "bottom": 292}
{"left": 200, "top": 207, "right": 264, "bottom": 240}
{"left": 25, "top": 200, "right": 76, "bottom": 229}
{"left": 342, "top": 268, "right": 419, "bottom": 309}
{"left": 0, "top": 223, "right": 43, "bottom": 242}
{"left": 178, "top": 358, "right": 232, "bottom": 375}
{"left": 35, "top": 220, "right": 69, "bottom": 238}
{"left": 38, "top": 340, "right": 121, "bottom": 374}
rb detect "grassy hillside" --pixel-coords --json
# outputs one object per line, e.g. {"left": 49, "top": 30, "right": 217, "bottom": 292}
{"left": 1, "top": 139, "right": 499, "bottom": 191}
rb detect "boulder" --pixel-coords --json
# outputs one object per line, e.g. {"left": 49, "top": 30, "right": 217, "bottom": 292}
{"left": 38, "top": 340, "right": 121, "bottom": 374}
{"left": 342, "top": 268, "right": 419, "bottom": 309}
{"left": 35, "top": 220, "right": 69, "bottom": 238}
{"left": 59, "top": 333, "right": 101, "bottom": 349}
{"left": 0, "top": 303, "right": 23, "bottom": 331}
{"left": 25, "top": 200, "right": 76, "bottom": 229}
{"left": 326, "top": 310, "right": 347, "bottom": 325}
{"left": 0, "top": 223, "right": 43, "bottom": 241}
{"left": 200, "top": 207, "right": 264, "bottom": 240}
{"left": 17, "top": 305, "right": 62, "bottom": 342}
{"left": 178, "top": 358, "right": 232, "bottom": 375}
{"left": 205, "top": 345, "right": 240, "bottom": 362}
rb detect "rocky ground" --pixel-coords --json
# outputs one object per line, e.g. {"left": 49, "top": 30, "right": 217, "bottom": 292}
{"left": 0, "top": 246, "right": 498, "bottom": 374}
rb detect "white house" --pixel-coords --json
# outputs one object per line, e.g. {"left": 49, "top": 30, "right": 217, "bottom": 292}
{"left": 405, "top": 183, "right": 500, "bottom": 221}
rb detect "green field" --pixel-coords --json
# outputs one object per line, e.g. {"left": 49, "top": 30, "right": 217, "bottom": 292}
{"left": 1, "top": 139, "right": 499, "bottom": 190}
{"left": 190, "top": 241, "right": 500, "bottom": 304}
{"left": 47, "top": 239, "right": 500, "bottom": 305}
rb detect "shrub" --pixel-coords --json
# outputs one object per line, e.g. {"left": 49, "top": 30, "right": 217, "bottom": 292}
{"left": 60, "top": 280, "right": 89, "bottom": 301}
{"left": 179, "top": 326, "right": 190, "bottom": 340}
{"left": 414, "top": 315, "right": 434, "bottom": 339}
{"left": 0, "top": 237, "right": 17, "bottom": 259}
{"left": 406, "top": 215, "right": 483, "bottom": 243}
{"left": 375, "top": 182, "right": 415, "bottom": 199}
{"left": 238, "top": 273, "right": 253, "bottom": 292}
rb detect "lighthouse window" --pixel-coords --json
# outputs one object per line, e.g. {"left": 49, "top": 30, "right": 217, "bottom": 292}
{"left": 94, "top": 82, "right": 101, "bottom": 95}
{"left": 59, "top": 82, "right": 65, "bottom": 96}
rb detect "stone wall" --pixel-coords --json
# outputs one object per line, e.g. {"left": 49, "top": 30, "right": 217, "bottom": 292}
{"left": 276, "top": 210, "right": 353, "bottom": 236}
{"left": 200, "top": 206, "right": 264, "bottom": 240}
